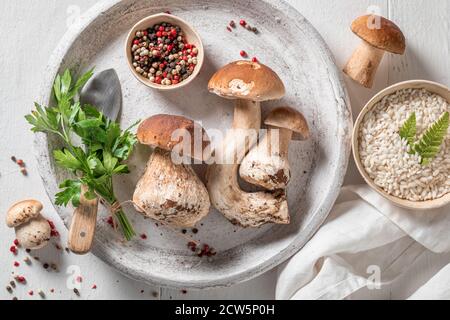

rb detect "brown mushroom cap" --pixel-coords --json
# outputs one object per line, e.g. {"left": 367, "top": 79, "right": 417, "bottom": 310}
{"left": 137, "top": 114, "right": 210, "bottom": 161}
{"left": 351, "top": 15, "right": 405, "bottom": 54}
{"left": 264, "top": 106, "right": 310, "bottom": 140}
{"left": 208, "top": 60, "right": 285, "bottom": 101}
{"left": 6, "top": 200, "right": 43, "bottom": 228}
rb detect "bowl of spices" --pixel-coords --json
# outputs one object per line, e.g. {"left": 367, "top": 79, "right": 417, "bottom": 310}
{"left": 126, "top": 13, "right": 204, "bottom": 89}
{"left": 353, "top": 80, "right": 450, "bottom": 210}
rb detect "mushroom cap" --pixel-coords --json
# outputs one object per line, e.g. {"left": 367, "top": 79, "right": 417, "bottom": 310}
{"left": 351, "top": 15, "right": 405, "bottom": 54}
{"left": 6, "top": 200, "right": 43, "bottom": 228}
{"left": 208, "top": 60, "right": 285, "bottom": 101}
{"left": 137, "top": 114, "right": 210, "bottom": 161}
{"left": 15, "top": 215, "right": 51, "bottom": 250}
{"left": 264, "top": 106, "right": 310, "bottom": 140}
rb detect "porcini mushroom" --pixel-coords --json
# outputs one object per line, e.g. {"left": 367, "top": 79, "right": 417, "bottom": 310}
{"left": 6, "top": 200, "right": 51, "bottom": 249}
{"left": 343, "top": 14, "right": 405, "bottom": 88}
{"left": 133, "top": 114, "right": 211, "bottom": 227}
{"left": 206, "top": 60, "right": 290, "bottom": 227}
{"left": 240, "top": 106, "right": 309, "bottom": 190}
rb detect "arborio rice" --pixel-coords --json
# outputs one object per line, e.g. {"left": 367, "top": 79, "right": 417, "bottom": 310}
{"left": 359, "top": 88, "right": 449, "bottom": 201}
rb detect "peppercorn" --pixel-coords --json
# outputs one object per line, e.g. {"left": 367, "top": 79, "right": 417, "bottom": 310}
{"left": 239, "top": 19, "right": 246, "bottom": 26}
{"left": 130, "top": 22, "right": 198, "bottom": 86}
{"left": 240, "top": 50, "right": 247, "bottom": 57}
{"left": 10, "top": 245, "right": 17, "bottom": 255}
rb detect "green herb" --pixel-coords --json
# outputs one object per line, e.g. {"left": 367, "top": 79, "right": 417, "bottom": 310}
{"left": 399, "top": 112, "right": 417, "bottom": 151}
{"left": 25, "top": 69, "right": 137, "bottom": 240}
{"left": 413, "top": 112, "right": 449, "bottom": 165}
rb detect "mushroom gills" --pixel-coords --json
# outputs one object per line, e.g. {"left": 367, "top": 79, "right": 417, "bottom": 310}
{"left": 133, "top": 148, "right": 210, "bottom": 228}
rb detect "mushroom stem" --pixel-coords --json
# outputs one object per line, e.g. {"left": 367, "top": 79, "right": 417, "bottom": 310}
{"left": 233, "top": 99, "right": 261, "bottom": 131}
{"left": 206, "top": 100, "right": 289, "bottom": 227}
{"left": 265, "top": 127, "right": 292, "bottom": 157}
{"left": 239, "top": 127, "right": 292, "bottom": 190}
{"left": 343, "top": 40, "right": 385, "bottom": 88}
{"left": 133, "top": 148, "right": 210, "bottom": 227}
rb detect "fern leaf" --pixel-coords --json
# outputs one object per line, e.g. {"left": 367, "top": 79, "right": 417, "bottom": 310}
{"left": 399, "top": 112, "right": 417, "bottom": 149}
{"left": 413, "top": 112, "right": 449, "bottom": 165}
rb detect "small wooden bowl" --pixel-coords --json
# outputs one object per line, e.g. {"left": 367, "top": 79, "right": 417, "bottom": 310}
{"left": 352, "top": 80, "right": 450, "bottom": 210}
{"left": 125, "top": 13, "right": 204, "bottom": 90}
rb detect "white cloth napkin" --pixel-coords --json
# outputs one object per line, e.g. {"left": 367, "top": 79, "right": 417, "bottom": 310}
{"left": 276, "top": 185, "right": 450, "bottom": 300}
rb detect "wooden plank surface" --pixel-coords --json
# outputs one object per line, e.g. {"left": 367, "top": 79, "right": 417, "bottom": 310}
{"left": 0, "top": 0, "right": 448, "bottom": 300}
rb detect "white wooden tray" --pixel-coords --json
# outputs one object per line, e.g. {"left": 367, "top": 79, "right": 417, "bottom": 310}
{"left": 35, "top": 0, "right": 352, "bottom": 288}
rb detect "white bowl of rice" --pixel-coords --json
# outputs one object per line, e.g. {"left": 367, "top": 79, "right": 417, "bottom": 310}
{"left": 353, "top": 80, "right": 450, "bottom": 210}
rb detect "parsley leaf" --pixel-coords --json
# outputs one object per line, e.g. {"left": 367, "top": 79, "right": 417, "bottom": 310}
{"left": 55, "top": 179, "right": 82, "bottom": 207}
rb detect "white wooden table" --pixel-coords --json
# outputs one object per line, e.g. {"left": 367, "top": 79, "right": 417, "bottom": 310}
{"left": 0, "top": 0, "right": 448, "bottom": 300}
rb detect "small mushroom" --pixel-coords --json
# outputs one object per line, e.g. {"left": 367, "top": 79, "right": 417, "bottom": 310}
{"left": 240, "top": 106, "right": 309, "bottom": 190}
{"left": 133, "top": 114, "right": 211, "bottom": 227}
{"left": 343, "top": 14, "right": 405, "bottom": 88}
{"left": 6, "top": 200, "right": 51, "bottom": 249}
{"left": 206, "top": 60, "right": 290, "bottom": 227}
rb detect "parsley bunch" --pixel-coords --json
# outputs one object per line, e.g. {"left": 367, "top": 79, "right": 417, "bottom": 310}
{"left": 26, "top": 69, "right": 137, "bottom": 240}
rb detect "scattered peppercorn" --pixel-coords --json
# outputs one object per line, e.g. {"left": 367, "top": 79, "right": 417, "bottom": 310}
{"left": 50, "top": 288, "right": 55, "bottom": 293}
{"left": 192, "top": 228, "right": 198, "bottom": 234}
{"left": 17, "top": 159, "right": 25, "bottom": 167}
{"left": 28, "top": 290, "right": 34, "bottom": 296}
{"left": 239, "top": 19, "right": 246, "bottom": 26}
{"left": 76, "top": 276, "right": 83, "bottom": 283}
{"left": 10, "top": 245, "right": 17, "bottom": 255}
{"left": 13, "top": 261, "right": 19, "bottom": 267}
{"left": 229, "top": 20, "right": 236, "bottom": 28}
{"left": 25, "top": 249, "right": 31, "bottom": 253}
{"left": 10, "top": 281, "right": 16, "bottom": 288}
{"left": 11, "top": 156, "right": 17, "bottom": 163}
{"left": 252, "top": 57, "right": 258, "bottom": 63}
{"left": 47, "top": 220, "right": 56, "bottom": 229}
{"left": 152, "top": 291, "right": 158, "bottom": 298}
{"left": 38, "top": 290, "right": 45, "bottom": 298}
{"left": 43, "top": 263, "right": 49, "bottom": 269}
{"left": 12, "top": 297, "right": 18, "bottom": 300}
{"left": 130, "top": 22, "right": 199, "bottom": 86}
{"left": 240, "top": 50, "right": 247, "bottom": 57}
{"left": 226, "top": 26, "right": 232, "bottom": 32}
{"left": 181, "top": 289, "right": 187, "bottom": 294}
{"left": 15, "top": 276, "right": 26, "bottom": 284}
{"left": 13, "top": 239, "right": 20, "bottom": 246}
{"left": 92, "top": 284, "right": 97, "bottom": 289}
{"left": 73, "top": 288, "right": 80, "bottom": 296}
{"left": 20, "top": 168, "right": 28, "bottom": 176}
{"left": 140, "top": 233, "right": 148, "bottom": 240}
{"left": 6, "top": 286, "right": 13, "bottom": 293}
{"left": 23, "top": 257, "right": 31, "bottom": 265}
